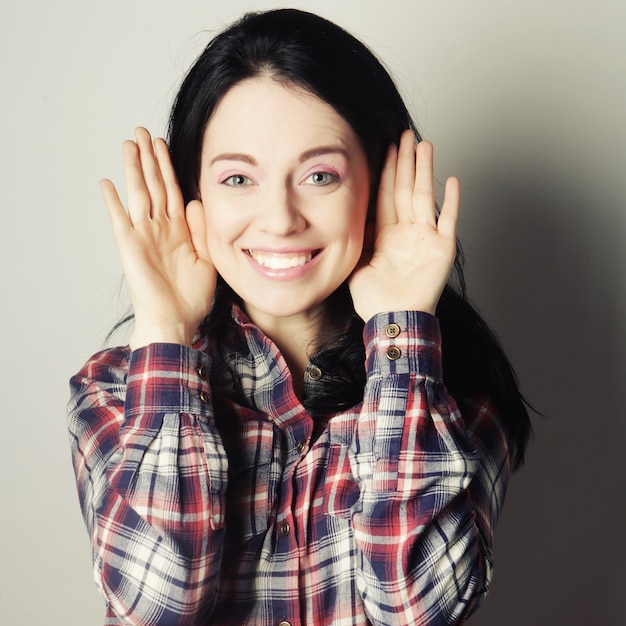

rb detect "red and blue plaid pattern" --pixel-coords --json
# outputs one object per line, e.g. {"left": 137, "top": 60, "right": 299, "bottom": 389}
{"left": 68, "top": 308, "right": 509, "bottom": 625}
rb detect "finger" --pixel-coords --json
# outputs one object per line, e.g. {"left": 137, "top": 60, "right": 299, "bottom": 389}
{"left": 374, "top": 144, "right": 399, "bottom": 235}
{"left": 185, "top": 200, "right": 211, "bottom": 262}
{"left": 100, "top": 178, "right": 131, "bottom": 237}
{"left": 394, "top": 130, "right": 417, "bottom": 222}
{"left": 154, "top": 137, "right": 184, "bottom": 218}
{"left": 122, "top": 139, "right": 152, "bottom": 224}
{"left": 134, "top": 127, "right": 167, "bottom": 219}
{"left": 412, "top": 139, "right": 436, "bottom": 227}
{"left": 436, "top": 176, "right": 460, "bottom": 239}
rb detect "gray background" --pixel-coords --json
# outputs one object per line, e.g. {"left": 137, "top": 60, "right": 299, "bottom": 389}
{"left": 1, "top": 0, "right": 623, "bottom": 624}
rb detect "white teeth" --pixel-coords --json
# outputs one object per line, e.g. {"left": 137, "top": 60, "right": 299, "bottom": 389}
{"left": 248, "top": 250, "right": 313, "bottom": 269}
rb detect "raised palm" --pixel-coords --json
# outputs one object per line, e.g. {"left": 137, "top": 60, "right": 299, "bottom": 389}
{"left": 349, "top": 131, "right": 459, "bottom": 321}
{"left": 101, "top": 127, "right": 216, "bottom": 348}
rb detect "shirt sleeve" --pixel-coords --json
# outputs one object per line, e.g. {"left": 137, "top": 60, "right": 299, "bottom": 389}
{"left": 350, "top": 311, "right": 510, "bottom": 625}
{"left": 67, "top": 343, "right": 228, "bottom": 626}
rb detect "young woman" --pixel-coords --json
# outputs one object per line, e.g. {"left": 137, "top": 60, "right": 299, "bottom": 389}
{"left": 68, "top": 9, "right": 531, "bottom": 626}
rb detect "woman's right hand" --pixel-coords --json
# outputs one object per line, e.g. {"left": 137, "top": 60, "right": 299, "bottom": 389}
{"left": 101, "top": 127, "right": 216, "bottom": 349}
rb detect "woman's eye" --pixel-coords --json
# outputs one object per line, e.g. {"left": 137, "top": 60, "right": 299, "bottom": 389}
{"left": 222, "top": 174, "right": 251, "bottom": 186}
{"left": 304, "top": 171, "right": 338, "bottom": 186}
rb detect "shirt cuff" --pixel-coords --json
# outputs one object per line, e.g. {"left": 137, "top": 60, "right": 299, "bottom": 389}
{"left": 363, "top": 311, "right": 443, "bottom": 380}
{"left": 126, "top": 343, "right": 212, "bottom": 418}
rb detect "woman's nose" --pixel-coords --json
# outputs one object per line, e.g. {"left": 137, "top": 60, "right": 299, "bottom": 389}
{"left": 256, "top": 187, "right": 306, "bottom": 236}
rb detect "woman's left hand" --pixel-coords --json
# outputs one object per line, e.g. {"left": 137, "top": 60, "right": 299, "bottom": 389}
{"left": 349, "top": 130, "right": 460, "bottom": 321}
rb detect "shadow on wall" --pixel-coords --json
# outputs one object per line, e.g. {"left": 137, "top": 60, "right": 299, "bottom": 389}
{"left": 460, "top": 171, "right": 624, "bottom": 626}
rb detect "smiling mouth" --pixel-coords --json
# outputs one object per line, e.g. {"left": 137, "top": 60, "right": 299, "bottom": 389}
{"left": 246, "top": 249, "right": 320, "bottom": 270}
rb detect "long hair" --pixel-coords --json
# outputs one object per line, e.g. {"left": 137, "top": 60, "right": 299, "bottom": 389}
{"left": 169, "top": 8, "right": 415, "bottom": 214}
{"left": 166, "top": 9, "right": 531, "bottom": 468}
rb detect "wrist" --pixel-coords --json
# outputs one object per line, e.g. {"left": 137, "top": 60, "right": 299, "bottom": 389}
{"left": 355, "top": 301, "right": 437, "bottom": 323}
{"left": 129, "top": 321, "right": 197, "bottom": 350}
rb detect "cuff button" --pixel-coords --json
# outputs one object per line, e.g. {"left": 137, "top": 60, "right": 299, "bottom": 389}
{"left": 386, "top": 346, "right": 402, "bottom": 360}
{"left": 385, "top": 323, "right": 401, "bottom": 338}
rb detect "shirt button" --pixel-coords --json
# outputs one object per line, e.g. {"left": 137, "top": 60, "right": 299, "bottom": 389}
{"left": 385, "top": 323, "right": 401, "bottom": 338}
{"left": 197, "top": 364, "right": 208, "bottom": 379}
{"left": 308, "top": 366, "right": 322, "bottom": 381}
{"left": 386, "top": 346, "right": 402, "bottom": 360}
{"left": 199, "top": 390, "right": 211, "bottom": 403}
{"left": 279, "top": 521, "right": 290, "bottom": 536}
{"left": 296, "top": 439, "right": 307, "bottom": 453}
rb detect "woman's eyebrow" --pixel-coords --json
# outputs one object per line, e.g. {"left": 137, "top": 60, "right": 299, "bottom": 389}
{"left": 299, "top": 146, "right": 349, "bottom": 162}
{"left": 210, "top": 153, "right": 258, "bottom": 166}
{"left": 209, "top": 146, "right": 349, "bottom": 166}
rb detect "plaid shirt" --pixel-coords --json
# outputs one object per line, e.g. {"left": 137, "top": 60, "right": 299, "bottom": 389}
{"left": 68, "top": 308, "right": 510, "bottom": 626}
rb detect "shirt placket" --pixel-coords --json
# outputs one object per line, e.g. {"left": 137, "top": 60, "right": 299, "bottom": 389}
{"left": 270, "top": 415, "right": 312, "bottom": 626}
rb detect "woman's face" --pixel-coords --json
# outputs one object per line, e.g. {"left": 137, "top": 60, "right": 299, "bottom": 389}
{"left": 199, "top": 76, "right": 370, "bottom": 330}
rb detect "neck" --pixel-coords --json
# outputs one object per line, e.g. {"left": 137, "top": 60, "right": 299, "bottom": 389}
{"left": 245, "top": 307, "right": 326, "bottom": 396}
